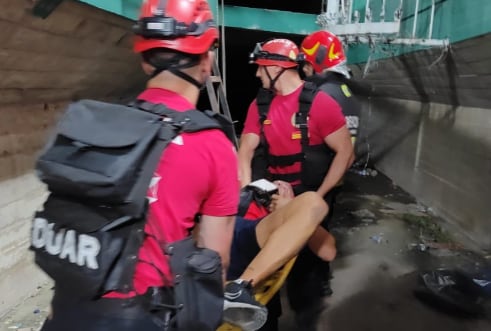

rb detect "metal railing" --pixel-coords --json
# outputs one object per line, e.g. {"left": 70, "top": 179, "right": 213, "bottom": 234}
{"left": 317, "top": 0, "right": 448, "bottom": 47}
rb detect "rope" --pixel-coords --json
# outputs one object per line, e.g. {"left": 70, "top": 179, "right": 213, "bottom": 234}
{"left": 220, "top": 0, "right": 226, "bottom": 93}
{"left": 428, "top": 39, "right": 450, "bottom": 69}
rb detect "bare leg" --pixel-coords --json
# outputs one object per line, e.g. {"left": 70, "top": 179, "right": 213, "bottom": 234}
{"left": 239, "top": 192, "right": 328, "bottom": 286}
{"left": 307, "top": 227, "right": 337, "bottom": 262}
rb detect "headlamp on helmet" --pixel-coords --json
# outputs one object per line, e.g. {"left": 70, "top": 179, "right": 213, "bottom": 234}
{"left": 133, "top": 16, "right": 216, "bottom": 39}
{"left": 249, "top": 41, "right": 304, "bottom": 68}
{"left": 133, "top": 0, "right": 219, "bottom": 55}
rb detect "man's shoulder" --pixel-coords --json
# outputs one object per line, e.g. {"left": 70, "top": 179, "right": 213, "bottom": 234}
{"left": 309, "top": 88, "right": 345, "bottom": 119}
{"left": 168, "top": 130, "right": 236, "bottom": 173}
{"left": 312, "top": 87, "right": 339, "bottom": 105}
{"left": 182, "top": 126, "right": 229, "bottom": 139}
{"left": 137, "top": 88, "right": 195, "bottom": 111}
{"left": 185, "top": 128, "right": 235, "bottom": 152}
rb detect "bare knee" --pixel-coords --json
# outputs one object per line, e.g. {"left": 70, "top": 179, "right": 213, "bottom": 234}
{"left": 296, "top": 192, "right": 328, "bottom": 219}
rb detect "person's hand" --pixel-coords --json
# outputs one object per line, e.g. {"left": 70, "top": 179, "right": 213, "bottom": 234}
{"left": 269, "top": 193, "right": 292, "bottom": 212}
{"left": 268, "top": 180, "right": 294, "bottom": 212}
{"left": 274, "top": 180, "right": 294, "bottom": 198}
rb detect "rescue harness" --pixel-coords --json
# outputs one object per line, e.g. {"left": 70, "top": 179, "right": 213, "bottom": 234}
{"left": 254, "top": 81, "right": 334, "bottom": 191}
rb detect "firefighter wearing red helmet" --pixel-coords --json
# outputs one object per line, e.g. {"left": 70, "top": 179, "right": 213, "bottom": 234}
{"left": 136, "top": 9, "right": 331, "bottom": 331}
{"left": 301, "top": 30, "right": 361, "bottom": 147}
{"left": 278, "top": 30, "right": 360, "bottom": 328}
{"left": 239, "top": 38, "right": 354, "bottom": 329}
{"left": 250, "top": 39, "right": 301, "bottom": 68}
{"left": 249, "top": 38, "right": 304, "bottom": 91}
{"left": 38, "top": 1, "right": 242, "bottom": 331}
{"left": 132, "top": 0, "right": 221, "bottom": 89}
{"left": 301, "top": 30, "right": 348, "bottom": 76}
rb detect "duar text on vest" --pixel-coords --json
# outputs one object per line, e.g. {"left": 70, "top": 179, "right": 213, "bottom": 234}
{"left": 31, "top": 217, "right": 101, "bottom": 270}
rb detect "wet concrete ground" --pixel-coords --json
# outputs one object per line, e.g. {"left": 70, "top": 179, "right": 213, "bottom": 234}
{"left": 279, "top": 170, "right": 491, "bottom": 331}
{"left": 2, "top": 170, "right": 491, "bottom": 331}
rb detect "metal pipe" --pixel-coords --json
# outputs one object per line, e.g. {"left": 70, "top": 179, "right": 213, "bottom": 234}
{"left": 381, "top": 0, "right": 386, "bottom": 22}
{"left": 348, "top": 0, "right": 353, "bottom": 23}
{"left": 340, "top": 0, "right": 345, "bottom": 23}
{"left": 220, "top": 0, "right": 226, "bottom": 93}
{"left": 428, "top": 0, "right": 436, "bottom": 39}
{"left": 412, "top": 0, "right": 420, "bottom": 38}
{"left": 327, "top": 0, "right": 339, "bottom": 23}
{"left": 365, "top": 0, "right": 371, "bottom": 22}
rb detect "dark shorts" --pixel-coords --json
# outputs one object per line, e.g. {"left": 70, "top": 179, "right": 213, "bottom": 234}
{"left": 227, "top": 216, "right": 262, "bottom": 280}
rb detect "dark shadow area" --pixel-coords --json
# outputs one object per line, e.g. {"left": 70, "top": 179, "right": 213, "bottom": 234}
{"left": 275, "top": 170, "right": 491, "bottom": 330}
{"left": 212, "top": 28, "right": 305, "bottom": 133}
{"left": 223, "top": 0, "right": 323, "bottom": 14}
{"left": 319, "top": 172, "right": 491, "bottom": 331}
{"left": 324, "top": 272, "right": 490, "bottom": 331}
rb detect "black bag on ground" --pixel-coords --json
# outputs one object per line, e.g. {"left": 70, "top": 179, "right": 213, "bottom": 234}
{"left": 30, "top": 99, "right": 228, "bottom": 300}
{"left": 415, "top": 268, "right": 488, "bottom": 316}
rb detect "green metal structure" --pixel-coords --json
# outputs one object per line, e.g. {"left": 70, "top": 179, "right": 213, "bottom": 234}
{"left": 77, "top": 0, "right": 319, "bottom": 34}
{"left": 77, "top": 0, "right": 491, "bottom": 42}
{"left": 76, "top": 0, "right": 491, "bottom": 65}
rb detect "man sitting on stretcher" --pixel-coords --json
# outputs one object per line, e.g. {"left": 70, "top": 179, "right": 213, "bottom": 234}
{"left": 223, "top": 179, "right": 337, "bottom": 330}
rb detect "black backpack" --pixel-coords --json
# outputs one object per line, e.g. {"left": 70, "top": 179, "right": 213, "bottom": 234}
{"left": 29, "top": 99, "right": 234, "bottom": 300}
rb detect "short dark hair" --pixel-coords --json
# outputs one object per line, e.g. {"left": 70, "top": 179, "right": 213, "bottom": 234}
{"left": 141, "top": 48, "right": 200, "bottom": 69}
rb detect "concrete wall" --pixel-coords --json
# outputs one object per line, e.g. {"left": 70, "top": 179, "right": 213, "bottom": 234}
{"left": 357, "top": 97, "right": 491, "bottom": 250}
{"left": 348, "top": 25, "right": 491, "bottom": 252}
{"left": 0, "top": 103, "right": 61, "bottom": 316}
{"left": 0, "top": 0, "right": 144, "bottom": 317}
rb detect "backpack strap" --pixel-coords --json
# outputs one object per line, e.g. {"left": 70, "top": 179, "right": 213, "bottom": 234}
{"left": 201, "top": 110, "right": 238, "bottom": 147}
{"left": 256, "top": 88, "right": 274, "bottom": 126}
{"left": 131, "top": 100, "right": 237, "bottom": 146}
{"left": 262, "top": 82, "right": 319, "bottom": 168}
{"left": 295, "top": 81, "right": 318, "bottom": 154}
{"left": 255, "top": 82, "right": 320, "bottom": 183}
{"left": 122, "top": 130, "right": 173, "bottom": 217}
{"left": 256, "top": 88, "right": 275, "bottom": 150}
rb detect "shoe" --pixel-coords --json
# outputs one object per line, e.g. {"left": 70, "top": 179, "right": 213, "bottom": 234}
{"left": 320, "top": 262, "right": 334, "bottom": 297}
{"left": 223, "top": 279, "right": 268, "bottom": 331}
{"left": 321, "top": 279, "right": 333, "bottom": 297}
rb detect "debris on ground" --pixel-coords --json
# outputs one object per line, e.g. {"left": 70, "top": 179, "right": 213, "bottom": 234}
{"left": 402, "top": 213, "right": 454, "bottom": 244}
{"left": 351, "top": 209, "right": 376, "bottom": 219}
{"left": 415, "top": 268, "right": 491, "bottom": 316}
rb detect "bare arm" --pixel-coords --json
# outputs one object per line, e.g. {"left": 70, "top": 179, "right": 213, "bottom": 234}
{"left": 237, "top": 133, "right": 260, "bottom": 188}
{"left": 316, "top": 125, "right": 354, "bottom": 197}
{"left": 196, "top": 215, "right": 236, "bottom": 283}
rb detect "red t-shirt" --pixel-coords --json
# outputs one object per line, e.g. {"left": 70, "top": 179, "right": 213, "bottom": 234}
{"left": 106, "top": 88, "right": 239, "bottom": 297}
{"left": 242, "top": 83, "right": 345, "bottom": 185}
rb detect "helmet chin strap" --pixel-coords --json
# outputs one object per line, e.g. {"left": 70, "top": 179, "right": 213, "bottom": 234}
{"left": 168, "top": 68, "right": 203, "bottom": 89}
{"left": 265, "top": 67, "right": 287, "bottom": 92}
{"left": 150, "top": 54, "right": 204, "bottom": 90}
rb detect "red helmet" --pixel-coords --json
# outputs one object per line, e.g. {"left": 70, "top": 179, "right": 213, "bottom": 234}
{"left": 249, "top": 39, "right": 302, "bottom": 69}
{"left": 301, "top": 30, "right": 346, "bottom": 73}
{"left": 133, "top": 0, "right": 218, "bottom": 54}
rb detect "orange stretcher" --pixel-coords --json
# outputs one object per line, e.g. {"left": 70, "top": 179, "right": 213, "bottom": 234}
{"left": 217, "top": 256, "right": 297, "bottom": 331}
